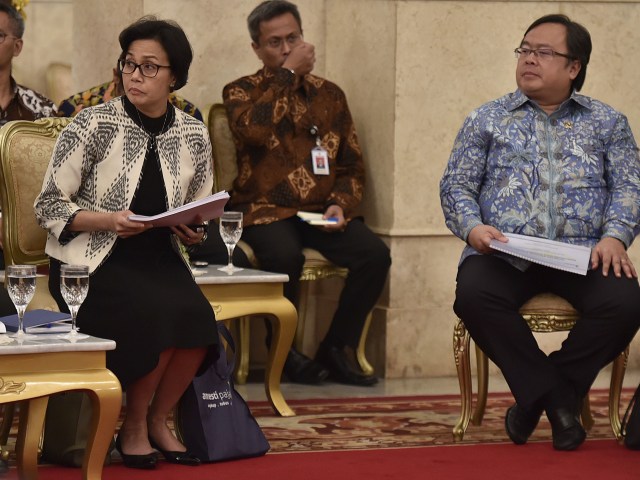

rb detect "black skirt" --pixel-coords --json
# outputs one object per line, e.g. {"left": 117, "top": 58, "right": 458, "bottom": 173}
{"left": 49, "top": 101, "right": 217, "bottom": 389}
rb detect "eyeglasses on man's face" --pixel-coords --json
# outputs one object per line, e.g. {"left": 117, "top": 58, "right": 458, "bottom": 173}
{"left": 514, "top": 47, "right": 574, "bottom": 61}
{"left": 0, "top": 32, "right": 18, "bottom": 45}
{"left": 118, "top": 59, "right": 171, "bottom": 78}
{"left": 263, "top": 33, "right": 302, "bottom": 49}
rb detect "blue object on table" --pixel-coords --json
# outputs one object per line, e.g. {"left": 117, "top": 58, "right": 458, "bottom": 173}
{"left": 0, "top": 309, "right": 71, "bottom": 332}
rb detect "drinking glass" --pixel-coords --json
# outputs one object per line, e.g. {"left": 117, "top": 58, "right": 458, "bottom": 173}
{"left": 218, "top": 211, "right": 243, "bottom": 274}
{"left": 58, "top": 264, "right": 90, "bottom": 340}
{"left": 6, "top": 265, "right": 37, "bottom": 339}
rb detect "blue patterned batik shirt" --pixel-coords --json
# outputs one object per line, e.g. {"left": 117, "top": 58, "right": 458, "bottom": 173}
{"left": 440, "top": 89, "right": 640, "bottom": 270}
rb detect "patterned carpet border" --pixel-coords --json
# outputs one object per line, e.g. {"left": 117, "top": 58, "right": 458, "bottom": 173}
{"left": 250, "top": 389, "right": 634, "bottom": 453}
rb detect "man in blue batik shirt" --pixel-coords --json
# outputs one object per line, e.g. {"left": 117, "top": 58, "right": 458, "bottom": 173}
{"left": 440, "top": 14, "right": 640, "bottom": 451}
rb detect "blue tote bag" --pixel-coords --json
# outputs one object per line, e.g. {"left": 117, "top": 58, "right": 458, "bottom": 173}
{"left": 176, "top": 323, "right": 270, "bottom": 461}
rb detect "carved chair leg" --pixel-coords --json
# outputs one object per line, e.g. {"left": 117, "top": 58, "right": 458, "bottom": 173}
{"left": 0, "top": 403, "right": 16, "bottom": 445}
{"left": 581, "top": 395, "right": 594, "bottom": 431}
{"left": 453, "top": 319, "right": 472, "bottom": 441}
{"left": 295, "top": 281, "right": 310, "bottom": 352}
{"left": 472, "top": 344, "right": 489, "bottom": 425}
{"left": 609, "top": 346, "right": 629, "bottom": 440}
{"left": 356, "top": 312, "right": 374, "bottom": 376}
{"left": 232, "top": 317, "right": 251, "bottom": 385}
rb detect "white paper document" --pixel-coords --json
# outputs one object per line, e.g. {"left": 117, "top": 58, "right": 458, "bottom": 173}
{"left": 129, "top": 191, "right": 230, "bottom": 227}
{"left": 489, "top": 233, "right": 591, "bottom": 275}
{"left": 296, "top": 211, "right": 338, "bottom": 226}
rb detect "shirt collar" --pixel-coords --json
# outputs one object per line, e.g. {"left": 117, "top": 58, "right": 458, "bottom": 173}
{"left": 506, "top": 89, "right": 592, "bottom": 114}
{"left": 9, "top": 76, "right": 18, "bottom": 96}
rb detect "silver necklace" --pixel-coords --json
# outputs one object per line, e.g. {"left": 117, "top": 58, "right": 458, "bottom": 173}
{"left": 135, "top": 108, "right": 168, "bottom": 150}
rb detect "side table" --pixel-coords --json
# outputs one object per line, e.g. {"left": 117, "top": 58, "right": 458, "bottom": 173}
{"left": 0, "top": 335, "right": 121, "bottom": 480}
{"left": 194, "top": 266, "right": 297, "bottom": 417}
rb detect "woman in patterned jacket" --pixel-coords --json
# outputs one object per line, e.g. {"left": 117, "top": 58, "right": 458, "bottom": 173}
{"left": 35, "top": 17, "right": 214, "bottom": 469}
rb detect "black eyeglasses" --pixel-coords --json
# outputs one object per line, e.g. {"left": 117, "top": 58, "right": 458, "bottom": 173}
{"left": 118, "top": 59, "right": 171, "bottom": 78}
{"left": 263, "top": 33, "right": 303, "bottom": 49}
{"left": 0, "top": 32, "right": 18, "bottom": 44}
{"left": 514, "top": 47, "right": 574, "bottom": 61}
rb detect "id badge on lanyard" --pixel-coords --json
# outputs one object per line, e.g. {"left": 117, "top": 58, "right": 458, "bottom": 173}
{"left": 310, "top": 124, "right": 329, "bottom": 175}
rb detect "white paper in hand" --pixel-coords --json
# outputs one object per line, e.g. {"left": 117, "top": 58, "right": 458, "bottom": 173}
{"left": 128, "top": 191, "right": 230, "bottom": 227}
{"left": 489, "top": 233, "right": 591, "bottom": 275}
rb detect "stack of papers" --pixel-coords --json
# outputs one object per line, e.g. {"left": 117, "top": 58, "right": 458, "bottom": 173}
{"left": 129, "top": 191, "right": 230, "bottom": 227}
{"left": 0, "top": 309, "right": 71, "bottom": 334}
{"left": 489, "top": 233, "right": 591, "bottom": 275}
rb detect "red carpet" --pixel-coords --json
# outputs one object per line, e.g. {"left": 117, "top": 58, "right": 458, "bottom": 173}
{"left": 8, "top": 439, "right": 638, "bottom": 480}
{"left": 251, "top": 391, "right": 631, "bottom": 450}
{"left": 2, "top": 391, "right": 639, "bottom": 479}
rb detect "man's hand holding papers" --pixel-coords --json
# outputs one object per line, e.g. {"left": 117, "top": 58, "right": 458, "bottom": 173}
{"left": 489, "top": 233, "right": 591, "bottom": 276}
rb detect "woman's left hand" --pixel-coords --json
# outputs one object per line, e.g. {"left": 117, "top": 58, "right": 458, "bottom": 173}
{"left": 172, "top": 220, "right": 206, "bottom": 246}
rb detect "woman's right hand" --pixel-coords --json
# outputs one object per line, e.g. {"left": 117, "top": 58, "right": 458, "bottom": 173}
{"left": 111, "top": 210, "right": 152, "bottom": 238}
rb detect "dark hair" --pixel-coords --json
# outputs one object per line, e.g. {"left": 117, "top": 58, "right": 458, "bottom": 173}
{"left": 523, "top": 14, "right": 591, "bottom": 92}
{"left": 118, "top": 16, "right": 192, "bottom": 90}
{"left": 248, "top": 0, "right": 302, "bottom": 44}
{"left": 0, "top": 2, "right": 25, "bottom": 38}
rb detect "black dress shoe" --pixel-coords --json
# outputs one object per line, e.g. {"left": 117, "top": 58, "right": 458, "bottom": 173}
{"left": 115, "top": 435, "right": 157, "bottom": 470}
{"left": 316, "top": 344, "right": 378, "bottom": 386}
{"left": 546, "top": 407, "right": 586, "bottom": 451}
{"left": 505, "top": 404, "right": 542, "bottom": 445}
{"left": 149, "top": 436, "right": 201, "bottom": 466}
{"left": 284, "top": 347, "right": 329, "bottom": 384}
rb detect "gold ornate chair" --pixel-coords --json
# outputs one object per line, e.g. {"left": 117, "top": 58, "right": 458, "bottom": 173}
{"left": 0, "top": 118, "right": 71, "bottom": 308}
{"left": 0, "top": 117, "right": 72, "bottom": 449}
{"left": 452, "top": 292, "right": 629, "bottom": 442}
{"left": 0, "top": 118, "right": 122, "bottom": 477}
{"left": 208, "top": 103, "right": 373, "bottom": 383}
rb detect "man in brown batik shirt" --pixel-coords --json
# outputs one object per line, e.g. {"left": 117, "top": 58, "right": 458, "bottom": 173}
{"left": 223, "top": 0, "right": 390, "bottom": 386}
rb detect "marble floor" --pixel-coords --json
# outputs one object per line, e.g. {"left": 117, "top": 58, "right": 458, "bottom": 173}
{"left": 236, "top": 367, "right": 640, "bottom": 403}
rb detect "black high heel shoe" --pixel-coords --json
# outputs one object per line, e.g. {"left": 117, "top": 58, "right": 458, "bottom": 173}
{"left": 114, "top": 435, "right": 157, "bottom": 470}
{"left": 148, "top": 436, "right": 201, "bottom": 466}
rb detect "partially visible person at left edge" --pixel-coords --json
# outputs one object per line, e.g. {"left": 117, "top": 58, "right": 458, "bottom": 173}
{"left": 0, "top": 2, "right": 56, "bottom": 270}
{"left": 0, "top": 2, "right": 56, "bottom": 126}
{"left": 35, "top": 16, "right": 214, "bottom": 470}
{"left": 440, "top": 14, "right": 640, "bottom": 451}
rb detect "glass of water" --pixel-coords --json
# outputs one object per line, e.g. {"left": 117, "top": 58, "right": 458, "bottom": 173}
{"left": 58, "top": 264, "right": 90, "bottom": 340}
{"left": 218, "top": 211, "right": 243, "bottom": 274}
{"left": 6, "top": 265, "right": 37, "bottom": 339}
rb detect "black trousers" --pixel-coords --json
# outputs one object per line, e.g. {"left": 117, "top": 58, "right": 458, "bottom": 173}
{"left": 241, "top": 217, "right": 391, "bottom": 349}
{"left": 454, "top": 255, "right": 640, "bottom": 411}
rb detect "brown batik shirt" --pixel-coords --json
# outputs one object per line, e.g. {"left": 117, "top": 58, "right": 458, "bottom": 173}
{"left": 223, "top": 67, "right": 365, "bottom": 227}
{"left": 0, "top": 77, "right": 56, "bottom": 127}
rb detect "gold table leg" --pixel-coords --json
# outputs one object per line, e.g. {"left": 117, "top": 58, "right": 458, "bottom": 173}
{"left": 199, "top": 281, "right": 297, "bottom": 417}
{"left": 1, "top": 353, "right": 122, "bottom": 480}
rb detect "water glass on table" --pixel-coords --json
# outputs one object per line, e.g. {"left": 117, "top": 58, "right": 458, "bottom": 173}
{"left": 58, "top": 264, "right": 90, "bottom": 340}
{"left": 6, "top": 264, "right": 36, "bottom": 339}
{"left": 218, "top": 211, "right": 243, "bottom": 274}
